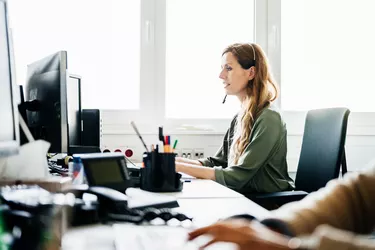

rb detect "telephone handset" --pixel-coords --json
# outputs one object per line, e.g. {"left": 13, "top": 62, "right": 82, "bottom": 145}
{"left": 66, "top": 185, "right": 192, "bottom": 226}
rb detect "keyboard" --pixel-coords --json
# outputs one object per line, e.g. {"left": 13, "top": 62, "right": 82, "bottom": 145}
{"left": 48, "top": 161, "right": 69, "bottom": 176}
{"left": 113, "top": 224, "right": 237, "bottom": 250}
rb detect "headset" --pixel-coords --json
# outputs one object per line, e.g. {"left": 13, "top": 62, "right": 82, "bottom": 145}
{"left": 222, "top": 43, "right": 256, "bottom": 104}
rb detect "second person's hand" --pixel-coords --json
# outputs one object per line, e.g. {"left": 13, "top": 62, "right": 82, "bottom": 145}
{"left": 188, "top": 219, "right": 292, "bottom": 250}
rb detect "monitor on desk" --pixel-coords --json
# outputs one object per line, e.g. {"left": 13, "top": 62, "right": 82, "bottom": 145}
{"left": 0, "top": 0, "right": 19, "bottom": 158}
{"left": 21, "top": 52, "right": 99, "bottom": 155}
{"left": 23, "top": 51, "right": 69, "bottom": 153}
{"left": 67, "top": 75, "right": 101, "bottom": 154}
{"left": 67, "top": 74, "right": 82, "bottom": 148}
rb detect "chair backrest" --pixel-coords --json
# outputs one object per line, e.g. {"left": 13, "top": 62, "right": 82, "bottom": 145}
{"left": 295, "top": 108, "right": 350, "bottom": 193}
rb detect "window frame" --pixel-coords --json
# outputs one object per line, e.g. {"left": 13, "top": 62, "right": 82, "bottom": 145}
{"left": 103, "top": 0, "right": 270, "bottom": 135}
{"left": 101, "top": 0, "right": 159, "bottom": 134}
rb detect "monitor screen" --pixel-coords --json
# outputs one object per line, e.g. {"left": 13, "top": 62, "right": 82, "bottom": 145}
{"left": 67, "top": 75, "right": 82, "bottom": 146}
{"left": 25, "top": 51, "right": 68, "bottom": 153}
{"left": 0, "top": 0, "right": 19, "bottom": 157}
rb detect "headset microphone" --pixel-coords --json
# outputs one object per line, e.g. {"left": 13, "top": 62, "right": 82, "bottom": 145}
{"left": 222, "top": 94, "right": 227, "bottom": 104}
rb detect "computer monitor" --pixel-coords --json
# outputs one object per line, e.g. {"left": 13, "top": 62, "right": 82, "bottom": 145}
{"left": 67, "top": 74, "right": 82, "bottom": 147}
{"left": 0, "top": 0, "right": 19, "bottom": 158}
{"left": 66, "top": 76, "right": 101, "bottom": 155}
{"left": 24, "top": 51, "right": 69, "bottom": 153}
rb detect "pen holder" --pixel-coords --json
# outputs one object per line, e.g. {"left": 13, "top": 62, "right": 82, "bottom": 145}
{"left": 140, "top": 152, "right": 183, "bottom": 192}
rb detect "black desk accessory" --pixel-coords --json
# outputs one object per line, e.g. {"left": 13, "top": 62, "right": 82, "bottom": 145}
{"left": 81, "top": 109, "right": 101, "bottom": 147}
{"left": 141, "top": 151, "right": 183, "bottom": 192}
{"left": 68, "top": 153, "right": 188, "bottom": 225}
{"left": 66, "top": 185, "right": 190, "bottom": 226}
{"left": 128, "top": 167, "right": 141, "bottom": 187}
{"left": 75, "top": 152, "right": 133, "bottom": 191}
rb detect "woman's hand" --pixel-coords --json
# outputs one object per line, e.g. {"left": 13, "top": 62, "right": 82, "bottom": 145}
{"left": 188, "top": 219, "right": 292, "bottom": 250}
{"left": 175, "top": 162, "right": 215, "bottom": 180}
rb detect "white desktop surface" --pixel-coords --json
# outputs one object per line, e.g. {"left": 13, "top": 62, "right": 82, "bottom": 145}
{"left": 157, "top": 179, "right": 243, "bottom": 199}
{"left": 176, "top": 197, "right": 270, "bottom": 225}
{"left": 62, "top": 197, "right": 269, "bottom": 250}
{"left": 62, "top": 180, "right": 270, "bottom": 250}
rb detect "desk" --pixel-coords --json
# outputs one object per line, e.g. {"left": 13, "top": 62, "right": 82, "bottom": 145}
{"left": 62, "top": 180, "right": 270, "bottom": 249}
{"left": 158, "top": 179, "right": 243, "bottom": 199}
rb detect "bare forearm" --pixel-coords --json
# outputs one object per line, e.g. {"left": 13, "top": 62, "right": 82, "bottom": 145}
{"left": 175, "top": 157, "right": 202, "bottom": 166}
{"left": 176, "top": 162, "right": 215, "bottom": 180}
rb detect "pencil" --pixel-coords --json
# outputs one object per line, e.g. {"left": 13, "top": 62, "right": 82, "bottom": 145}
{"left": 130, "top": 121, "right": 149, "bottom": 152}
{"left": 172, "top": 139, "right": 178, "bottom": 152}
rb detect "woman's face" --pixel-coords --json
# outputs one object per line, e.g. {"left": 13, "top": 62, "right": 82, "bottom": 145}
{"left": 219, "top": 52, "right": 254, "bottom": 100}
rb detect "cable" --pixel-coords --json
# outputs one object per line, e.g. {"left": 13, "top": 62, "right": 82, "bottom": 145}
{"left": 125, "top": 156, "right": 137, "bottom": 168}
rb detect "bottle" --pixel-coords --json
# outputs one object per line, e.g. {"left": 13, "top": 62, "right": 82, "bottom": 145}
{"left": 72, "top": 156, "right": 84, "bottom": 185}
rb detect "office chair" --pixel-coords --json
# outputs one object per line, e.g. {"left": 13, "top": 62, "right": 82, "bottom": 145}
{"left": 247, "top": 107, "right": 350, "bottom": 210}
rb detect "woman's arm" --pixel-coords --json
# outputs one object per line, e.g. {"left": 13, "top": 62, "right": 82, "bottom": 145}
{"left": 188, "top": 220, "right": 292, "bottom": 250}
{"left": 189, "top": 219, "right": 375, "bottom": 250}
{"left": 175, "top": 157, "right": 202, "bottom": 166}
{"left": 197, "top": 129, "right": 231, "bottom": 168}
{"left": 176, "top": 162, "right": 215, "bottom": 180}
{"left": 271, "top": 166, "right": 375, "bottom": 236}
{"left": 174, "top": 128, "right": 230, "bottom": 178}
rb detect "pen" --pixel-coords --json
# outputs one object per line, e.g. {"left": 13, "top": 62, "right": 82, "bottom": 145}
{"left": 130, "top": 121, "right": 149, "bottom": 153}
{"left": 159, "top": 127, "right": 164, "bottom": 145}
{"left": 172, "top": 139, "right": 178, "bottom": 152}
{"left": 164, "top": 135, "right": 170, "bottom": 153}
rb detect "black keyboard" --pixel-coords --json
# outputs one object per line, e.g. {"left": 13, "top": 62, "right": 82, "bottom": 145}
{"left": 48, "top": 161, "right": 69, "bottom": 176}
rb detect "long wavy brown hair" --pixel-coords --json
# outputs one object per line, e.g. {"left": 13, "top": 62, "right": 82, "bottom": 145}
{"left": 225, "top": 43, "right": 279, "bottom": 165}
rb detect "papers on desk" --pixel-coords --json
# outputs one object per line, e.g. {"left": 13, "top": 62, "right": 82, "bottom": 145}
{"left": 125, "top": 188, "right": 179, "bottom": 209}
{"left": 113, "top": 224, "right": 237, "bottom": 250}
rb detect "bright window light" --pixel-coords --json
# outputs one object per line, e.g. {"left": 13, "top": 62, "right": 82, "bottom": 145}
{"left": 281, "top": 0, "right": 375, "bottom": 111}
{"left": 165, "top": 0, "right": 255, "bottom": 118}
{"left": 8, "top": 0, "right": 140, "bottom": 109}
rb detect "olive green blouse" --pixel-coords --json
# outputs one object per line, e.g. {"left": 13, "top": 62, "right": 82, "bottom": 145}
{"left": 199, "top": 107, "right": 295, "bottom": 194}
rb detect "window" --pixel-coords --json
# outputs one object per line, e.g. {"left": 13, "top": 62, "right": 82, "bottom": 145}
{"left": 281, "top": 0, "right": 375, "bottom": 111}
{"left": 8, "top": 0, "right": 141, "bottom": 109}
{"left": 165, "top": 0, "right": 255, "bottom": 119}
{"left": 7, "top": 0, "right": 267, "bottom": 133}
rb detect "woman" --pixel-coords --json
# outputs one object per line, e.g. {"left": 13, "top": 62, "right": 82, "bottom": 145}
{"left": 176, "top": 43, "right": 294, "bottom": 194}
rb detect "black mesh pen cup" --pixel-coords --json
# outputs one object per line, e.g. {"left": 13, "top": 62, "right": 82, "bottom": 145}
{"left": 140, "top": 152, "right": 183, "bottom": 192}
